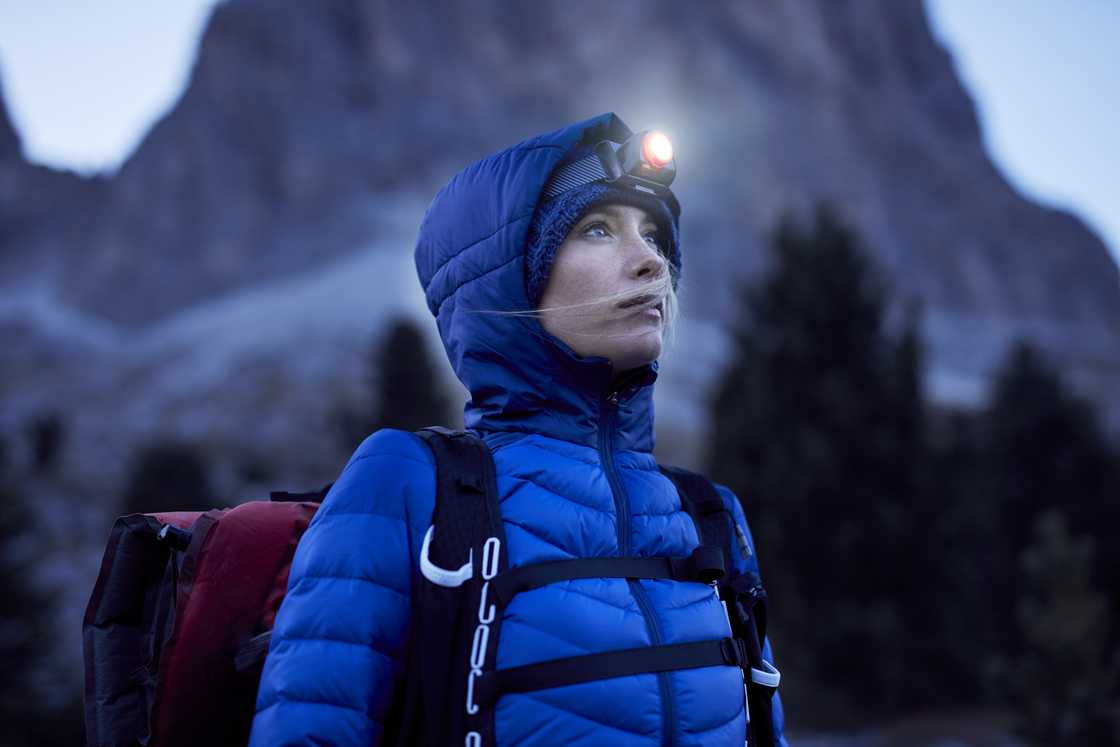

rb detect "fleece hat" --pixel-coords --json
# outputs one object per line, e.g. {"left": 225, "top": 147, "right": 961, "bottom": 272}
{"left": 525, "top": 155, "right": 681, "bottom": 308}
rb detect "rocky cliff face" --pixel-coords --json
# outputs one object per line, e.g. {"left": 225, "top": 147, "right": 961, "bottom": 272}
{"left": 0, "top": 79, "right": 19, "bottom": 160}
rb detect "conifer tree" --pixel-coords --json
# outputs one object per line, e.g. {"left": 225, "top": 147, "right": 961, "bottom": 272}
{"left": 1006, "top": 511, "right": 1120, "bottom": 745}
{"left": 27, "top": 412, "right": 63, "bottom": 474}
{"left": 0, "top": 442, "right": 48, "bottom": 745}
{"left": 0, "top": 436, "right": 84, "bottom": 745}
{"left": 707, "top": 206, "right": 933, "bottom": 715}
{"left": 370, "top": 317, "right": 453, "bottom": 433}
{"left": 979, "top": 343, "right": 1120, "bottom": 672}
{"left": 338, "top": 316, "right": 454, "bottom": 449}
{"left": 121, "top": 441, "right": 215, "bottom": 515}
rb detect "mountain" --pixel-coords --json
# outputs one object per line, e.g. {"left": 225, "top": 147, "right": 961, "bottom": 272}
{"left": 2, "top": 0, "right": 1114, "bottom": 361}
{"left": 0, "top": 78, "right": 19, "bottom": 160}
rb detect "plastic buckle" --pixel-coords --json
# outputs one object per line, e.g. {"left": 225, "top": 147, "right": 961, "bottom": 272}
{"left": 156, "top": 523, "right": 192, "bottom": 552}
{"left": 720, "top": 637, "right": 746, "bottom": 667}
{"left": 750, "top": 660, "right": 781, "bottom": 689}
{"left": 689, "top": 545, "right": 726, "bottom": 584}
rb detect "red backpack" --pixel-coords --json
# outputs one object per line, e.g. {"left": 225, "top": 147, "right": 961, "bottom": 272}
{"left": 82, "top": 496, "right": 321, "bottom": 747}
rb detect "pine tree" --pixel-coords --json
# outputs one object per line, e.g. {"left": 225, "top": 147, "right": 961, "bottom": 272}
{"left": 338, "top": 317, "right": 454, "bottom": 449}
{"left": 1006, "top": 511, "right": 1120, "bottom": 745}
{"left": 707, "top": 206, "right": 934, "bottom": 716}
{"left": 0, "top": 437, "right": 85, "bottom": 745}
{"left": 27, "top": 412, "right": 63, "bottom": 474}
{"left": 979, "top": 343, "right": 1120, "bottom": 662}
{"left": 0, "top": 445, "right": 48, "bottom": 745}
{"left": 370, "top": 317, "right": 453, "bottom": 432}
{"left": 121, "top": 441, "right": 215, "bottom": 515}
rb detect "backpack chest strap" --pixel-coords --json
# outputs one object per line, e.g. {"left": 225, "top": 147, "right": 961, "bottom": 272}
{"left": 487, "top": 545, "right": 726, "bottom": 607}
{"left": 474, "top": 637, "right": 747, "bottom": 710}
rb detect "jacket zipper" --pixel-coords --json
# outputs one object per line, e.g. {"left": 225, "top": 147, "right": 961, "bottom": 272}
{"left": 599, "top": 391, "right": 629, "bottom": 555}
{"left": 600, "top": 390, "right": 675, "bottom": 747}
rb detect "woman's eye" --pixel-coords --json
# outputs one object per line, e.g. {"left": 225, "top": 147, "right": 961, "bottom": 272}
{"left": 643, "top": 233, "right": 662, "bottom": 251}
{"left": 583, "top": 222, "right": 610, "bottom": 238}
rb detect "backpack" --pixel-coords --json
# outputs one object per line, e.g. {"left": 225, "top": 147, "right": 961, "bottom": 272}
{"left": 82, "top": 495, "right": 322, "bottom": 747}
{"left": 82, "top": 428, "right": 780, "bottom": 747}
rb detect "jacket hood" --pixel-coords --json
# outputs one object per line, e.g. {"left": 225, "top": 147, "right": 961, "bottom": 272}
{"left": 414, "top": 113, "right": 668, "bottom": 452}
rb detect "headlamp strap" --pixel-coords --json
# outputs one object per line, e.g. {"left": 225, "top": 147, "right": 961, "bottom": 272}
{"left": 541, "top": 153, "right": 610, "bottom": 200}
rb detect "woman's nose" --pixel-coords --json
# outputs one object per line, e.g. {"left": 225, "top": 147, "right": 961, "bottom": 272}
{"left": 625, "top": 231, "right": 667, "bottom": 280}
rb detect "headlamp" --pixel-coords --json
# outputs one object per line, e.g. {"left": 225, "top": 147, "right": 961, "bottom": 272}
{"left": 542, "top": 130, "right": 677, "bottom": 201}
{"left": 640, "top": 132, "right": 673, "bottom": 169}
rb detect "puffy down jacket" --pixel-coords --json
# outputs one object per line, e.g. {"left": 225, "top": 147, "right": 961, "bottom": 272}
{"left": 250, "top": 112, "right": 789, "bottom": 747}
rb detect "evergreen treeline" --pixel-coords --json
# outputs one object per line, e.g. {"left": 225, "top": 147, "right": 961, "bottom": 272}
{"left": 0, "top": 434, "right": 85, "bottom": 746}
{"left": 120, "top": 441, "right": 216, "bottom": 516}
{"left": 336, "top": 316, "right": 454, "bottom": 450}
{"left": 708, "top": 206, "right": 1120, "bottom": 739}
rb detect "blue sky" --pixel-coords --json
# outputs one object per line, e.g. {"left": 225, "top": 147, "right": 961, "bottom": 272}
{"left": 926, "top": 0, "right": 1118, "bottom": 267}
{"left": 0, "top": 0, "right": 1116, "bottom": 266}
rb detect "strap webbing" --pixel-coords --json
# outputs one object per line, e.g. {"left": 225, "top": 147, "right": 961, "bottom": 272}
{"left": 659, "top": 464, "right": 780, "bottom": 747}
{"left": 387, "top": 428, "right": 506, "bottom": 747}
{"left": 659, "top": 466, "right": 731, "bottom": 549}
{"left": 415, "top": 428, "right": 498, "bottom": 566}
{"left": 489, "top": 546, "right": 725, "bottom": 607}
{"left": 475, "top": 637, "right": 745, "bottom": 709}
{"left": 269, "top": 483, "right": 332, "bottom": 503}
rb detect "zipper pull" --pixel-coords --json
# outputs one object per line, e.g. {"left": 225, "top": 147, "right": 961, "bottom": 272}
{"left": 606, "top": 391, "right": 619, "bottom": 406}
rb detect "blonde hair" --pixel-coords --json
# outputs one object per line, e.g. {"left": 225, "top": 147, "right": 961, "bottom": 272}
{"left": 467, "top": 268, "right": 680, "bottom": 351}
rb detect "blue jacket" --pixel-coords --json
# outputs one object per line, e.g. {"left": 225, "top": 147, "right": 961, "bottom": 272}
{"left": 251, "top": 113, "right": 788, "bottom": 747}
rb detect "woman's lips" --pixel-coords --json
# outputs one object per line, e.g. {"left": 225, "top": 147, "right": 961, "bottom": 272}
{"left": 625, "top": 299, "right": 663, "bottom": 322}
{"left": 617, "top": 293, "right": 660, "bottom": 311}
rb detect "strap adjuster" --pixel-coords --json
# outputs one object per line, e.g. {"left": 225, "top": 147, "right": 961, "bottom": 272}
{"left": 727, "top": 572, "right": 765, "bottom": 599}
{"left": 720, "top": 637, "right": 746, "bottom": 667}
{"left": 669, "top": 545, "right": 725, "bottom": 584}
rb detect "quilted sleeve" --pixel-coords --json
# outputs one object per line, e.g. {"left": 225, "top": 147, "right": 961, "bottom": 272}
{"left": 249, "top": 429, "right": 435, "bottom": 747}
{"left": 715, "top": 483, "right": 792, "bottom": 747}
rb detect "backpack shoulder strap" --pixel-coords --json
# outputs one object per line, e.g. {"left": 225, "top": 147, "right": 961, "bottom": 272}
{"left": 387, "top": 427, "right": 507, "bottom": 747}
{"left": 414, "top": 427, "right": 504, "bottom": 568}
{"left": 658, "top": 464, "right": 735, "bottom": 558}
{"left": 658, "top": 464, "right": 780, "bottom": 747}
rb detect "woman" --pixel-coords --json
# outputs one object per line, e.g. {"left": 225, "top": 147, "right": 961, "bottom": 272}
{"left": 250, "top": 113, "right": 788, "bottom": 746}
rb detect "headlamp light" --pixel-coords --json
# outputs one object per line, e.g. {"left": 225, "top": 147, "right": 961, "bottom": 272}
{"left": 542, "top": 129, "right": 677, "bottom": 201}
{"left": 641, "top": 132, "right": 673, "bottom": 169}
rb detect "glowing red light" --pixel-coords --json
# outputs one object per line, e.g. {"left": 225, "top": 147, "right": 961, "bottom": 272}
{"left": 641, "top": 132, "right": 673, "bottom": 168}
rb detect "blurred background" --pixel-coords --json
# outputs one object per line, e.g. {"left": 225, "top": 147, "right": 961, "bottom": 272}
{"left": 0, "top": 1, "right": 1117, "bottom": 745}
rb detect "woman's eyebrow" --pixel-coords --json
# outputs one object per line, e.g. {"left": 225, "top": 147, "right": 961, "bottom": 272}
{"left": 579, "top": 205, "right": 657, "bottom": 228}
{"left": 580, "top": 207, "right": 616, "bottom": 222}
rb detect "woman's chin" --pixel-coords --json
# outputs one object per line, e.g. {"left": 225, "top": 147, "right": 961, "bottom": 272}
{"left": 610, "top": 331, "right": 663, "bottom": 372}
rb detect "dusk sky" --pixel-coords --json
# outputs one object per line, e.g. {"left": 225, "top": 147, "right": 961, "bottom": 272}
{"left": 0, "top": 0, "right": 1116, "bottom": 266}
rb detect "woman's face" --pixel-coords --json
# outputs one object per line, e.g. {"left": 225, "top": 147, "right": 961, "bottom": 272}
{"left": 538, "top": 203, "right": 669, "bottom": 374}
